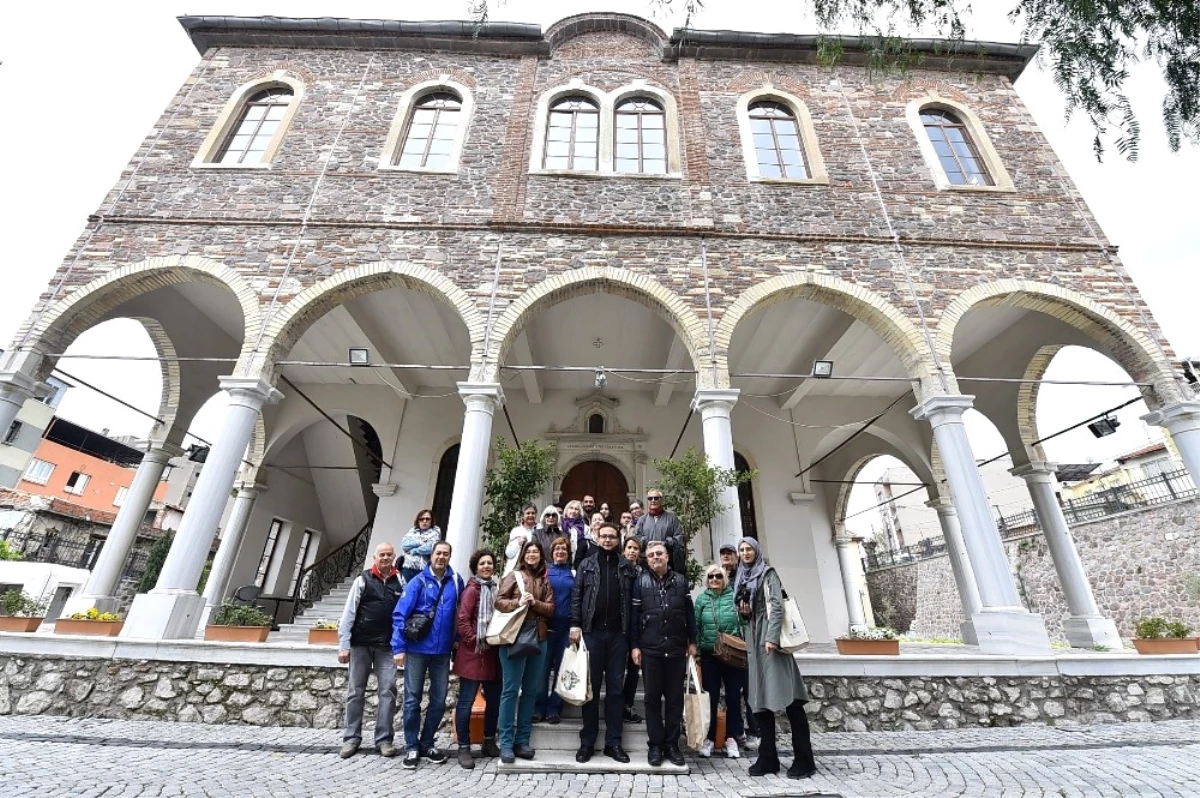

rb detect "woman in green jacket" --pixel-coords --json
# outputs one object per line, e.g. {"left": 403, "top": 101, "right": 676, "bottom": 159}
{"left": 693, "top": 563, "right": 747, "bottom": 759}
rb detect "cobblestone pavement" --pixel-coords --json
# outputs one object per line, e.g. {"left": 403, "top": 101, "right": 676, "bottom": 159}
{"left": 1, "top": 715, "right": 1197, "bottom": 798}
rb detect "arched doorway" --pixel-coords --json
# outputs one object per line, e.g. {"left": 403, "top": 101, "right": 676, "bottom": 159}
{"left": 431, "top": 444, "right": 460, "bottom": 532}
{"left": 734, "top": 452, "right": 758, "bottom": 539}
{"left": 559, "top": 460, "right": 629, "bottom": 518}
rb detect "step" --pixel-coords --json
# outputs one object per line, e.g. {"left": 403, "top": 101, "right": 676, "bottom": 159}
{"left": 495, "top": 749, "right": 688, "bottom": 775}
{"left": 530, "top": 720, "right": 650, "bottom": 750}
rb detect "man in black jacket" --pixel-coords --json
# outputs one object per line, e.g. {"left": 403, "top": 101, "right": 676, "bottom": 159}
{"left": 337, "top": 542, "right": 404, "bottom": 758}
{"left": 631, "top": 540, "right": 696, "bottom": 767}
{"left": 569, "top": 522, "right": 636, "bottom": 764}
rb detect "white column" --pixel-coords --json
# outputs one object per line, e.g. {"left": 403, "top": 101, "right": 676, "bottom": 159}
{"left": 911, "top": 395, "right": 1051, "bottom": 654}
{"left": 123, "top": 376, "right": 281, "bottom": 640}
{"left": 693, "top": 388, "right": 743, "bottom": 554}
{"left": 202, "top": 483, "right": 262, "bottom": 608}
{"left": 445, "top": 382, "right": 502, "bottom": 578}
{"left": 1011, "top": 461, "right": 1122, "bottom": 649}
{"left": 926, "top": 498, "right": 981, "bottom": 645}
{"left": 62, "top": 444, "right": 179, "bottom": 617}
{"left": 0, "top": 370, "right": 38, "bottom": 442}
{"left": 834, "top": 532, "right": 867, "bottom": 632}
{"left": 1142, "top": 401, "right": 1200, "bottom": 487}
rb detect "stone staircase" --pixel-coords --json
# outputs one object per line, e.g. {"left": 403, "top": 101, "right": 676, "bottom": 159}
{"left": 270, "top": 575, "right": 357, "bottom": 643}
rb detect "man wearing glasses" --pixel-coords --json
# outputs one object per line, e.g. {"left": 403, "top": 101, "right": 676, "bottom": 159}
{"left": 631, "top": 540, "right": 696, "bottom": 767}
{"left": 638, "top": 490, "right": 684, "bottom": 574}
{"left": 569, "top": 522, "right": 637, "bottom": 763}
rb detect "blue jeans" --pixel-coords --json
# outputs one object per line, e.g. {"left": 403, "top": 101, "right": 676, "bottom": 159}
{"left": 455, "top": 677, "right": 501, "bottom": 745}
{"left": 402, "top": 652, "right": 450, "bottom": 752}
{"left": 536, "top": 626, "right": 570, "bottom": 718}
{"left": 497, "top": 641, "right": 547, "bottom": 751}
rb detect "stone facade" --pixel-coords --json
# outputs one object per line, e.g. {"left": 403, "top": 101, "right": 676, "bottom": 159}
{"left": 866, "top": 498, "right": 1200, "bottom": 640}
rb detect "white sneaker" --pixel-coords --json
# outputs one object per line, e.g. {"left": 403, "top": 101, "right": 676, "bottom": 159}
{"left": 697, "top": 739, "right": 714, "bottom": 758}
{"left": 724, "top": 736, "right": 740, "bottom": 759}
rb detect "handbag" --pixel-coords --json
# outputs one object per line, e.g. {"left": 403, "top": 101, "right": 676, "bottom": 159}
{"left": 710, "top": 600, "right": 748, "bottom": 669}
{"left": 555, "top": 638, "right": 592, "bottom": 706}
{"left": 683, "top": 656, "right": 710, "bottom": 750}
{"left": 403, "top": 574, "right": 448, "bottom": 643}
{"left": 765, "top": 571, "right": 810, "bottom": 653}
{"left": 485, "top": 571, "right": 529, "bottom": 646}
{"left": 508, "top": 620, "right": 541, "bottom": 658}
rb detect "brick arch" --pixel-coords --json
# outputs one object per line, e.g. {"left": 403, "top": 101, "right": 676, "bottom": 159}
{"left": 126, "top": 317, "right": 181, "bottom": 445}
{"left": 1015, "top": 345, "right": 1064, "bottom": 464}
{"left": 934, "top": 279, "right": 1181, "bottom": 408}
{"left": 545, "top": 13, "right": 668, "bottom": 57}
{"left": 728, "top": 71, "right": 811, "bottom": 97}
{"left": 487, "top": 267, "right": 709, "bottom": 384}
{"left": 247, "top": 261, "right": 487, "bottom": 381}
{"left": 713, "top": 271, "right": 936, "bottom": 394}
{"left": 17, "top": 255, "right": 259, "bottom": 382}
{"left": 889, "top": 78, "right": 971, "bottom": 103}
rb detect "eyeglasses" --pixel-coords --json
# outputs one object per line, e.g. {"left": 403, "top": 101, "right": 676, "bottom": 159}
{"left": 646, "top": 551, "right": 667, "bottom": 558}
{"left": 418, "top": 517, "right": 433, "bottom": 522}
{"left": 598, "top": 534, "right": 618, "bottom": 540}
{"left": 545, "top": 513, "right": 559, "bottom": 518}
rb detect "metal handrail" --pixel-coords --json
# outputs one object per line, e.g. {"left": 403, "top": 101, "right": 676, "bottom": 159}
{"left": 289, "top": 522, "right": 373, "bottom": 618}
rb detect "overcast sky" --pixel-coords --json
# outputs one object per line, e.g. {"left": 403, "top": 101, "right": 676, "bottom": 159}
{"left": 1, "top": 1, "right": 1196, "bottom": 535}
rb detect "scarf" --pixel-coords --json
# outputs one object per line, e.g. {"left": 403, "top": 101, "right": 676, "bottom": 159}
{"left": 473, "top": 574, "right": 497, "bottom": 653}
{"left": 732, "top": 536, "right": 767, "bottom": 602}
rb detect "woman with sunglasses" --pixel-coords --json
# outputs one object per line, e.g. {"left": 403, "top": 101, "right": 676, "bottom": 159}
{"left": 400, "top": 509, "right": 441, "bottom": 584}
{"left": 693, "top": 563, "right": 747, "bottom": 759}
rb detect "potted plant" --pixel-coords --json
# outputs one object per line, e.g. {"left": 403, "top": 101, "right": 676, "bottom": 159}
{"left": 1132, "top": 617, "right": 1199, "bottom": 655}
{"left": 204, "top": 602, "right": 273, "bottom": 643}
{"left": 56, "top": 607, "right": 124, "bottom": 637}
{"left": 0, "top": 589, "right": 49, "bottom": 633}
{"left": 836, "top": 626, "right": 901, "bottom": 656}
{"left": 308, "top": 619, "right": 339, "bottom": 646}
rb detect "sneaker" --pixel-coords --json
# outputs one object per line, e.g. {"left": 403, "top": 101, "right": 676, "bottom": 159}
{"left": 724, "top": 737, "right": 740, "bottom": 759}
{"left": 697, "top": 739, "right": 714, "bottom": 758}
{"left": 738, "top": 735, "right": 759, "bottom": 752}
{"left": 422, "top": 747, "right": 447, "bottom": 764}
{"left": 339, "top": 741, "right": 359, "bottom": 759}
{"left": 457, "top": 746, "right": 475, "bottom": 770}
{"left": 378, "top": 742, "right": 397, "bottom": 758}
{"left": 402, "top": 751, "right": 419, "bottom": 770}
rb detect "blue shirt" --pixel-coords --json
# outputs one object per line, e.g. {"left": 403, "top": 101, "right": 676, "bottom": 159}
{"left": 547, "top": 562, "right": 575, "bottom": 627}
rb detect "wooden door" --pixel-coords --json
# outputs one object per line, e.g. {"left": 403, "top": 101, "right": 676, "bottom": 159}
{"left": 559, "top": 460, "right": 629, "bottom": 518}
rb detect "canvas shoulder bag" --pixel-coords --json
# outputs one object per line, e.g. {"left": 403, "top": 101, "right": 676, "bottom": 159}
{"left": 485, "top": 570, "right": 529, "bottom": 646}
{"left": 764, "top": 569, "right": 810, "bottom": 653}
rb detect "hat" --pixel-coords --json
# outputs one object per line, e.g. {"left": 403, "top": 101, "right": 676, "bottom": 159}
{"left": 718, "top": 542, "right": 737, "bottom": 554}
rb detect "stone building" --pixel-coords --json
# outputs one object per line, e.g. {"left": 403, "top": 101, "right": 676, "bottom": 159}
{"left": 1, "top": 13, "right": 1197, "bottom": 654}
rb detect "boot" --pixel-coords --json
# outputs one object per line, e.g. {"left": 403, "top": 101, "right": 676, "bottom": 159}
{"left": 482, "top": 737, "right": 501, "bottom": 757}
{"left": 749, "top": 709, "right": 781, "bottom": 776}
{"left": 785, "top": 700, "right": 817, "bottom": 779}
{"left": 457, "top": 746, "right": 475, "bottom": 770}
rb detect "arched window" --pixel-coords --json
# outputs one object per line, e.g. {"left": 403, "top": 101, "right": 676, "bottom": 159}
{"left": 615, "top": 97, "right": 666, "bottom": 174}
{"left": 544, "top": 96, "right": 600, "bottom": 171}
{"left": 588, "top": 413, "right": 605, "bottom": 434}
{"left": 431, "top": 444, "right": 460, "bottom": 532}
{"left": 216, "top": 87, "right": 294, "bottom": 165}
{"left": 734, "top": 452, "right": 758, "bottom": 539}
{"left": 920, "top": 109, "right": 993, "bottom": 186}
{"left": 396, "top": 92, "right": 463, "bottom": 170}
{"left": 748, "top": 101, "right": 808, "bottom": 179}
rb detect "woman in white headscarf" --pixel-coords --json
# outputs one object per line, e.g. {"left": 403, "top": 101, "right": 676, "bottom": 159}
{"left": 504, "top": 504, "right": 540, "bottom": 576}
{"left": 733, "top": 536, "right": 815, "bottom": 780}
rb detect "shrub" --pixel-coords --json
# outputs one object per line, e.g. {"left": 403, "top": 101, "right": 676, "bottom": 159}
{"left": 0, "top": 589, "right": 48, "bottom": 617}
{"left": 313, "top": 618, "right": 339, "bottom": 630}
{"left": 1134, "top": 617, "right": 1193, "bottom": 639}
{"left": 844, "top": 626, "right": 899, "bottom": 641}
{"left": 0, "top": 540, "right": 23, "bottom": 561}
{"left": 210, "top": 602, "right": 272, "bottom": 627}
{"left": 69, "top": 607, "right": 121, "bottom": 622}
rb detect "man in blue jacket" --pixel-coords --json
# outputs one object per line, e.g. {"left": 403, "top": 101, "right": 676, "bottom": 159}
{"left": 392, "top": 540, "right": 461, "bottom": 770}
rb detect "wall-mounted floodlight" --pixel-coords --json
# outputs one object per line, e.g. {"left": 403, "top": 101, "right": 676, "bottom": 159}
{"left": 348, "top": 348, "right": 370, "bottom": 366}
{"left": 812, "top": 360, "right": 834, "bottom": 379}
{"left": 595, "top": 368, "right": 607, "bottom": 389}
{"left": 1087, "top": 416, "right": 1121, "bottom": 438}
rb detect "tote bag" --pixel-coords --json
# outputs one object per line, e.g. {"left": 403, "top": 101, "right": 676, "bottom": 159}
{"left": 765, "top": 572, "right": 810, "bottom": 653}
{"left": 485, "top": 571, "right": 528, "bottom": 646}
{"left": 683, "top": 656, "right": 710, "bottom": 751}
{"left": 555, "top": 638, "right": 592, "bottom": 706}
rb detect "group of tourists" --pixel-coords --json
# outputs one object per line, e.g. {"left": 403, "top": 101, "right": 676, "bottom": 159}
{"left": 335, "top": 494, "right": 816, "bottom": 780}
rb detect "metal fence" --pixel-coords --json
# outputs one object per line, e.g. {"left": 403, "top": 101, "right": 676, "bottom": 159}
{"left": 862, "top": 468, "right": 1196, "bottom": 572}
{"left": 0, "top": 527, "right": 156, "bottom": 584}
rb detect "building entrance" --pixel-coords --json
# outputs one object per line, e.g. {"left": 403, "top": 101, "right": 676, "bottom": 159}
{"left": 558, "top": 460, "right": 629, "bottom": 518}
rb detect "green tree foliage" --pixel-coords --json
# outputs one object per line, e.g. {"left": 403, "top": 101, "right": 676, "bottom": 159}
{"left": 137, "top": 533, "right": 174, "bottom": 593}
{"left": 0, "top": 540, "right": 23, "bottom": 561}
{"left": 652, "top": 447, "right": 754, "bottom": 585}
{"left": 481, "top": 438, "right": 558, "bottom": 556}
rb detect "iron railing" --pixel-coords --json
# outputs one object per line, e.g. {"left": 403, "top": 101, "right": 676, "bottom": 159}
{"left": 862, "top": 469, "right": 1196, "bottom": 572}
{"left": 286, "top": 522, "right": 372, "bottom": 619}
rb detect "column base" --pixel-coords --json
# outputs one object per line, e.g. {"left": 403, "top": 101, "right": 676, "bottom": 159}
{"left": 121, "top": 591, "right": 208, "bottom": 640}
{"left": 971, "top": 610, "right": 1052, "bottom": 655}
{"left": 959, "top": 619, "right": 979, "bottom": 646}
{"left": 1063, "top": 615, "right": 1123, "bottom": 650}
{"left": 59, "top": 594, "right": 122, "bottom": 619}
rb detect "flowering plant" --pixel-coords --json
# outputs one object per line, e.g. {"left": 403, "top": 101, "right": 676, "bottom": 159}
{"left": 313, "top": 619, "right": 339, "bottom": 630}
{"left": 69, "top": 607, "right": 121, "bottom": 622}
{"left": 842, "top": 626, "right": 898, "bottom": 641}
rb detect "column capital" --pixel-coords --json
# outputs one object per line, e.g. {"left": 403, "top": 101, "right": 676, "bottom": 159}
{"left": 692, "top": 388, "right": 740, "bottom": 414}
{"left": 456, "top": 381, "right": 503, "bottom": 408}
{"left": 1010, "top": 460, "right": 1059, "bottom": 484}
{"left": 924, "top": 497, "right": 956, "bottom": 516}
{"left": 788, "top": 491, "right": 816, "bottom": 506}
{"left": 232, "top": 479, "right": 267, "bottom": 495}
{"left": 1142, "top": 401, "right": 1200, "bottom": 433}
{"left": 142, "top": 444, "right": 184, "bottom": 465}
{"left": 371, "top": 482, "right": 398, "bottom": 497}
{"left": 0, "top": 369, "right": 39, "bottom": 399}
{"left": 218, "top": 375, "right": 283, "bottom": 408}
{"left": 910, "top": 394, "right": 975, "bottom": 425}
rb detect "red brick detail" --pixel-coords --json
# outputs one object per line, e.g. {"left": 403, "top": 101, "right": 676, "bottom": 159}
{"left": 494, "top": 55, "right": 540, "bottom": 223}
{"left": 247, "top": 62, "right": 318, "bottom": 86}
{"left": 678, "top": 58, "right": 710, "bottom": 186}
{"left": 405, "top": 67, "right": 477, "bottom": 89}
{"left": 728, "top": 70, "right": 810, "bottom": 97}
{"left": 889, "top": 78, "right": 971, "bottom": 102}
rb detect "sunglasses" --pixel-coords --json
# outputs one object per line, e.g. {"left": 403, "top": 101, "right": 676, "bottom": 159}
{"left": 419, "top": 517, "right": 433, "bottom": 522}
{"left": 647, "top": 496, "right": 663, "bottom": 501}
{"left": 545, "top": 513, "right": 559, "bottom": 518}
{"left": 707, "top": 574, "right": 725, "bottom": 581}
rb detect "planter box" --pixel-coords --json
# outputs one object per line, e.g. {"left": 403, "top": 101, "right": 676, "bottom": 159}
{"left": 55, "top": 619, "right": 124, "bottom": 637}
{"left": 0, "top": 616, "right": 44, "bottom": 633}
{"left": 836, "top": 638, "right": 900, "bottom": 656}
{"left": 308, "top": 628, "right": 339, "bottom": 646}
{"left": 1133, "top": 637, "right": 1200, "bottom": 655}
{"left": 205, "top": 625, "right": 270, "bottom": 643}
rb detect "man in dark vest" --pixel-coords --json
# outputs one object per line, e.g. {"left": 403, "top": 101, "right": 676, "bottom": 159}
{"left": 338, "top": 542, "right": 404, "bottom": 758}
{"left": 631, "top": 540, "right": 696, "bottom": 768}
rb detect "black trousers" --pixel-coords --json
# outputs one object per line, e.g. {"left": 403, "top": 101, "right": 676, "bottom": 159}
{"left": 622, "top": 651, "right": 639, "bottom": 708}
{"left": 581, "top": 629, "right": 628, "bottom": 747}
{"left": 754, "top": 699, "right": 815, "bottom": 770}
{"left": 641, "top": 653, "right": 686, "bottom": 749}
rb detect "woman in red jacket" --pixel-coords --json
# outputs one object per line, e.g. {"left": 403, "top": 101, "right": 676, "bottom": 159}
{"left": 452, "top": 549, "right": 501, "bottom": 769}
